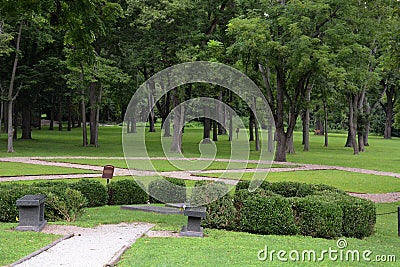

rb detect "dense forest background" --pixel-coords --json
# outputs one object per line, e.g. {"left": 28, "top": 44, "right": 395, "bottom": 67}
{"left": 0, "top": 0, "right": 399, "bottom": 161}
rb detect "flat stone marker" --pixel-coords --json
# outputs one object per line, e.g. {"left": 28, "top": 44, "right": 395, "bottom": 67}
{"left": 16, "top": 194, "right": 47, "bottom": 232}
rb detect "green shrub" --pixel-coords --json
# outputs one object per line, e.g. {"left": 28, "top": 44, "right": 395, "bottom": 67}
{"left": 190, "top": 181, "right": 229, "bottom": 207}
{"left": 201, "top": 194, "right": 237, "bottom": 230}
{"left": 107, "top": 179, "right": 148, "bottom": 205}
{"left": 45, "top": 188, "right": 87, "bottom": 222}
{"left": 0, "top": 183, "right": 87, "bottom": 223}
{"left": 291, "top": 196, "right": 343, "bottom": 239}
{"left": 70, "top": 179, "right": 108, "bottom": 207}
{"left": 148, "top": 178, "right": 186, "bottom": 204}
{"left": 337, "top": 196, "right": 376, "bottom": 238}
{"left": 240, "top": 194, "right": 297, "bottom": 235}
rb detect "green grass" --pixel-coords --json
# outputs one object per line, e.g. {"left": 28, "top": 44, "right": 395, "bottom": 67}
{"left": 45, "top": 158, "right": 275, "bottom": 172}
{"left": 115, "top": 202, "right": 399, "bottom": 267}
{"left": 0, "top": 223, "right": 61, "bottom": 266}
{"left": 0, "top": 162, "right": 98, "bottom": 177}
{"left": 198, "top": 170, "right": 400, "bottom": 194}
{"left": 0, "top": 202, "right": 398, "bottom": 266}
{"left": 1, "top": 127, "right": 399, "bottom": 173}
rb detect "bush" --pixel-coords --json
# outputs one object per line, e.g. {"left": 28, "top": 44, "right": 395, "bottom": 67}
{"left": 291, "top": 196, "right": 343, "bottom": 239}
{"left": 148, "top": 178, "right": 186, "bottom": 204}
{"left": 0, "top": 183, "right": 86, "bottom": 223}
{"left": 240, "top": 194, "right": 297, "bottom": 235}
{"left": 337, "top": 196, "right": 376, "bottom": 238}
{"left": 202, "top": 194, "right": 237, "bottom": 230}
{"left": 190, "top": 181, "right": 229, "bottom": 207}
{"left": 70, "top": 179, "right": 108, "bottom": 207}
{"left": 107, "top": 179, "right": 148, "bottom": 205}
{"left": 45, "top": 188, "right": 87, "bottom": 222}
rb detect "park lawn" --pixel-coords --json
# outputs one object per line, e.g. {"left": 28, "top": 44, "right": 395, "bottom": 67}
{"left": 287, "top": 133, "right": 400, "bottom": 173}
{"left": 0, "top": 223, "right": 61, "bottom": 266}
{"left": 115, "top": 202, "right": 398, "bottom": 267}
{"left": 0, "top": 162, "right": 98, "bottom": 177}
{"left": 45, "top": 158, "right": 278, "bottom": 172}
{"left": 1, "top": 126, "right": 399, "bottom": 173}
{"left": 198, "top": 170, "right": 400, "bottom": 194}
{"left": 0, "top": 202, "right": 398, "bottom": 266}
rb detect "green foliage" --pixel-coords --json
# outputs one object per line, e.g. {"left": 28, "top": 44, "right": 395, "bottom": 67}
{"left": 202, "top": 195, "right": 237, "bottom": 230}
{"left": 70, "top": 179, "right": 108, "bottom": 207}
{"left": 107, "top": 179, "right": 148, "bottom": 205}
{"left": 240, "top": 194, "right": 297, "bottom": 235}
{"left": 337, "top": 196, "right": 376, "bottom": 238}
{"left": 148, "top": 178, "right": 186, "bottom": 204}
{"left": 45, "top": 188, "right": 87, "bottom": 222}
{"left": 291, "top": 196, "right": 343, "bottom": 239}
{"left": 190, "top": 181, "right": 229, "bottom": 207}
{"left": 0, "top": 183, "right": 86, "bottom": 223}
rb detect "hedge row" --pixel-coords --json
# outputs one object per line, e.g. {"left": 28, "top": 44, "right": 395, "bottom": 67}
{"left": 0, "top": 179, "right": 148, "bottom": 223}
{"left": 203, "top": 181, "right": 376, "bottom": 239}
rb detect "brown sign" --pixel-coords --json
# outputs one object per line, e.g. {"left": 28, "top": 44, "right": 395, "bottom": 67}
{"left": 102, "top": 165, "right": 114, "bottom": 179}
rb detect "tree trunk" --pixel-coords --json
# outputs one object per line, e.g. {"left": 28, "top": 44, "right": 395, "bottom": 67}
{"left": 348, "top": 94, "right": 359, "bottom": 155}
{"left": 7, "top": 21, "right": 23, "bottom": 152}
{"left": 268, "top": 124, "right": 274, "bottom": 153}
{"left": 217, "top": 91, "right": 226, "bottom": 135}
{"left": 49, "top": 97, "right": 54, "bottom": 130}
{"left": 202, "top": 105, "right": 211, "bottom": 144}
{"left": 13, "top": 108, "right": 18, "bottom": 140}
{"left": 275, "top": 127, "right": 287, "bottom": 162}
{"left": 384, "top": 85, "right": 395, "bottom": 139}
{"left": 67, "top": 94, "right": 72, "bottom": 131}
{"left": 94, "top": 86, "right": 102, "bottom": 147}
{"left": 58, "top": 95, "right": 63, "bottom": 131}
{"left": 171, "top": 91, "right": 184, "bottom": 153}
{"left": 81, "top": 91, "right": 87, "bottom": 147}
{"left": 89, "top": 82, "right": 99, "bottom": 146}
{"left": 254, "top": 97, "right": 260, "bottom": 151}
{"left": 131, "top": 116, "right": 136, "bottom": 133}
{"left": 21, "top": 104, "right": 32, "bottom": 139}
{"left": 163, "top": 92, "right": 171, "bottom": 137}
{"left": 249, "top": 110, "right": 254, "bottom": 141}
{"left": 148, "top": 83, "right": 156, "bottom": 133}
{"left": 303, "top": 86, "right": 311, "bottom": 151}
{"left": 323, "top": 101, "right": 328, "bottom": 147}
{"left": 212, "top": 119, "right": 218, "bottom": 142}
{"left": 358, "top": 132, "right": 365, "bottom": 152}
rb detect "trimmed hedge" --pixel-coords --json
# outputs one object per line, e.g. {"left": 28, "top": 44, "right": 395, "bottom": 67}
{"left": 291, "top": 196, "right": 343, "bottom": 238}
{"left": 0, "top": 184, "right": 86, "bottom": 223}
{"left": 240, "top": 194, "right": 298, "bottom": 235}
{"left": 148, "top": 178, "right": 186, "bottom": 204}
{"left": 190, "top": 181, "right": 229, "bottom": 207}
{"left": 202, "top": 194, "right": 237, "bottom": 230}
{"left": 70, "top": 179, "right": 108, "bottom": 207}
{"left": 107, "top": 179, "right": 148, "bottom": 205}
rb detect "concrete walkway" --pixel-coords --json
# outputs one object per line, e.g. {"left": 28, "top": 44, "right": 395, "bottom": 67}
{"left": 12, "top": 223, "right": 154, "bottom": 267}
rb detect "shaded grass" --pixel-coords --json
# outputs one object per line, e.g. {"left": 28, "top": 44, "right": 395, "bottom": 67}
{"left": 0, "top": 162, "right": 98, "bottom": 177}
{"left": 198, "top": 170, "right": 400, "bottom": 194}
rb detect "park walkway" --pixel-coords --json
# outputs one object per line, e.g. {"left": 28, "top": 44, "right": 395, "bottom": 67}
{"left": 1, "top": 156, "right": 399, "bottom": 202}
{"left": 11, "top": 223, "right": 154, "bottom": 267}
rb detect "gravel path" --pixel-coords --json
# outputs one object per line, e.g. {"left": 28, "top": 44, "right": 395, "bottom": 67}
{"left": 1, "top": 156, "right": 400, "bottom": 203}
{"left": 13, "top": 223, "right": 154, "bottom": 267}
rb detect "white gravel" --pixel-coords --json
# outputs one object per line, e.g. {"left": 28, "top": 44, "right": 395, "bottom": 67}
{"left": 14, "top": 223, "right": 154, "bottom": 267}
